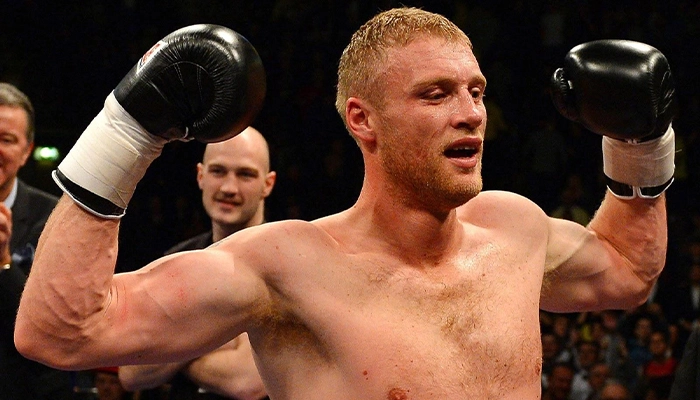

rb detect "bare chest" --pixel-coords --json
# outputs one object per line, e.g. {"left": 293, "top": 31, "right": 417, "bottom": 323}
{"left": 256, "top": 245, "right": 545, "bottom": 398}
{"left": 350, "top": 260, "right": 542, "bottom": 385}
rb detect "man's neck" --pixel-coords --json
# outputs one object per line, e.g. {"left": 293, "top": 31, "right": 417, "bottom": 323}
{"left": 349, "top": 188, "right": 464, "bottom": 265}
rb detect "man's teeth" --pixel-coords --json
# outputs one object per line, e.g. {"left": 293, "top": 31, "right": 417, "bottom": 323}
{"left": 446, "top": 147, "right": 476, "bottom": 156}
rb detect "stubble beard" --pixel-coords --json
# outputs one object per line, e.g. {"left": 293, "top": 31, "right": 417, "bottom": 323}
{"left": 379, "top": 137, "right": 483, "bottom": 211}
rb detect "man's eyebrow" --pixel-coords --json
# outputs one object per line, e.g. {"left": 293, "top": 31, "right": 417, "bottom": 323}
{"left": 468, "top": 73, "right": 487, "bottom": 88}
{"left": 413, "top": 75, "right": 487, "bottom": 90}
{"left": 238, "top": 166, "right": 260, "bottom": 174}
{"left": 411, "top": 77, "right": 452, "bottom": 92}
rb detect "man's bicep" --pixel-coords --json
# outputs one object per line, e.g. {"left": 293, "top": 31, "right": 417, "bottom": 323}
{"left": 541, "top": 217, "right": 618, "bottom": 312}
{"left": 106, "top": 248, "right": 266, "bottom": 365}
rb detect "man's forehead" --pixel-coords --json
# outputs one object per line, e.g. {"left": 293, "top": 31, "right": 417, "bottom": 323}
{"left": 204, "top": 146, "right": 265, "bottom": 171}
{"left": 381, "top": 49, "right": 486, "bottom": 97}
{"left": 386, "top": 35, "right": 474, "bottom": 57}
{"left": 204, "top": 160, "right": 262, "bottom": 175}
{"left": 204, "top": 140, "right": 248, "bottom": 161}
{"left": 0, "top": 105, "right": 29, "bottom": 124}
{"left": 386, "top": 38, "right": 482, "bottom": 76}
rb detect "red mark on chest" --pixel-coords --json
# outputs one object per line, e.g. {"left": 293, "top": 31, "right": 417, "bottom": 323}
{"left": 388, "top": 388, "right": 408, "bottom": 400}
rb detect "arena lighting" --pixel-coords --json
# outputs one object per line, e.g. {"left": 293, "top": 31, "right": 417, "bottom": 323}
{"left": 33, "top": 146, "right": 60, "bottom": 162}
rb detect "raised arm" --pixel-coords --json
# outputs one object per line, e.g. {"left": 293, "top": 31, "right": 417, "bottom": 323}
{"left": 14, "top": 24, "right": 266, "bottom": 370}
{"left": 541, "top": 40, "right": 674, "bottom": 312}
{"left": 543, "top": 193, "right": 666, "bottom": 312}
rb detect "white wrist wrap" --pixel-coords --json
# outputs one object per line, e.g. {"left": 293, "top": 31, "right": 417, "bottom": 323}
{"left": 56, "top": 92, "right": 167, "bottom": 212}
{"left": 602, "top": 125, "right": 675, "bottom": 188}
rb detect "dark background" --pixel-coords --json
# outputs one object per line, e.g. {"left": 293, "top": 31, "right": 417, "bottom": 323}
{"left": 2, "top": 0, "right": 699, "bottom": 277}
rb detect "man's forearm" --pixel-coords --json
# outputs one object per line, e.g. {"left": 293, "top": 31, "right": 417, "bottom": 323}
{"left": 14, "top": 197, "right": 120, "bottom": 368}
{"left": 589, "top": 192, "right": 667, "bottom": 286}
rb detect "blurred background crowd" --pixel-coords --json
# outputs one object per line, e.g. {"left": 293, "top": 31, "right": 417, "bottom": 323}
{"left": 3, "top": 0, "right": 700, "bottom": 399}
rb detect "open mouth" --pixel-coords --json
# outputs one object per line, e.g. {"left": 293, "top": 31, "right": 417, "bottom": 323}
{"left": 444, "top": 147, "right": 478, "bottom": 158}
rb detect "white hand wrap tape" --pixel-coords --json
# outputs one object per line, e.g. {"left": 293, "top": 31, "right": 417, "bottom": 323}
{"left": 57, "top": 92, "right": 167, "bottom": 210}
{"left": 602, "top": 125, "right": 675, "bottom": 188}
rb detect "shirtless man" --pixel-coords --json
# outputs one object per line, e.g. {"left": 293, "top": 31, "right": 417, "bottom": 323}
{"left": 15, "top": 8, "right": 674, "bottom": 399}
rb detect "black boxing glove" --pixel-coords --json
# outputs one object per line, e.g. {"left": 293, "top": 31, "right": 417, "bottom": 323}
{"left": 550, "top": 40, "right": 676, "bottom": 199}
{"left": 54, "top": 24, "right": 266, "bottom": 218}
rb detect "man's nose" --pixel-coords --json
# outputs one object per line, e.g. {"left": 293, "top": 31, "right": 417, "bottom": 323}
{"left": 219, "top": 175, "right": 240, "bottom": 194}
{"left": 454, "top": 92, "right": 484, "bottom": 130}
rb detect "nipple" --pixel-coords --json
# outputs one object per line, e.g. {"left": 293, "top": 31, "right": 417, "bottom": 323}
{"left": 388, "top": 387, "right": 408, "bottom": 400}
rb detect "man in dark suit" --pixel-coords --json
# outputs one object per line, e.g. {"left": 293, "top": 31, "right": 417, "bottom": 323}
{"left": 0, "top": 82, "right": 69, "bottom": 399}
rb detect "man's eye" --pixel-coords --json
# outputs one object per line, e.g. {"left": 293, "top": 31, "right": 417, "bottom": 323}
{"left": 238, "top": 171, "right": 259, "bottom": 179}
{"left": 424, "top": 91, "right": 446, "bottom": 101}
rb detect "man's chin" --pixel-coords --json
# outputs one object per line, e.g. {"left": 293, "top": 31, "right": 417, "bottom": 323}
{"left": 447, "top": 180, "right": 483, "bottom": 207}
{"left": 212, "top": 210, "right": 242, "bottom": 223}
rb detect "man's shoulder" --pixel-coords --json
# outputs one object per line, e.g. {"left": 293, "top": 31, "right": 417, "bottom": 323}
{"left": 243, "top": 219, "right": 326, "bottom": 238}
{"left": 457, "top": 190, "right": 550, "bottom": 240}
{"left": 458, "top": 191, "right": 545, "bottom": 220}
{"left": 222, "top": 219, "right": 336, "bottom": 258}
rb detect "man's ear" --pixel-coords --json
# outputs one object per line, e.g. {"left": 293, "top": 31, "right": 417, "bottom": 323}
{"left": 196, "top": 163, "right": 205, "bottom": 190}
{"left": 262, "top": 171, "right": 277, "bottom": 197}
{"left": 20, "top": 142, "right": 34, "bottom": 167}
{"left": 346, "top": 97, "right": 376, "bottom": 144}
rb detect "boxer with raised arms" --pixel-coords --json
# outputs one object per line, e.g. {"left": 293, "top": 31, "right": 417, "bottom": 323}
{"left": 16, "top": 8, "right": 673, "bottom": 399}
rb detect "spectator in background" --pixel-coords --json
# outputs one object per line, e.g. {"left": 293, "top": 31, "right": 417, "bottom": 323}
{"left": 542, "top": 330, "right": 574, "bottom": 391}
{"left": 626, "top": 316, "right": 655, "bottom": 376}
{"left": 596, "top": 310, "right": 638, "bottom": 389}
{"left": 119, "top": 127, "right": 274, "bottom": 400}
{"left": 639, "top": 330, "right": 678, "bottom": 400}
{"left": 670, "top": 263, "right": 700, "bottom": 338}
{"left": 571, "top": 340, "right": 602, "bottom": 400}
{"left": 543, "top": 362, "right": 576, "bottom": 400}
{"left": 521, "top": 111, "right": 568, "bottom": 213}
{"left": 0, "top": 82, "right": 68, "bottom": 398}
{"left": 550, "top": 173, "right": 592, "bottom": 226}
{"left": 544, "top": 313, "right": 576, "bottom": 349}
{"left": 585, "top": 362, "right": 612, "bottom": 400}
{"left": 599, "top": 380, "right": 632, "bottom": 400}
{"left": 94, "top": 367, "right": 134, "bottom": 400}
{"left": 481, "top": 94, "right": 515, "bottom": 191}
